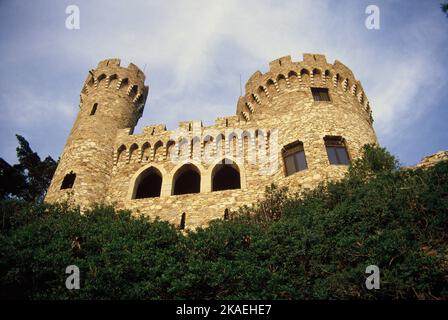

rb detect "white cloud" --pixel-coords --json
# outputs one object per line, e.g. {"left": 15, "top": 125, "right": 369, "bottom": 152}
{"left": 0, "top": 0, "right": 447, "bottom": 164}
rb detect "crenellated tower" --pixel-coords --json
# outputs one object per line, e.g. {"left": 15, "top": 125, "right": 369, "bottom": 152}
{"left": 45, "top": 59, "right": 148, "bottom": 207}
{"left": 45, "top": 53, "right": 380, "bottom": 229}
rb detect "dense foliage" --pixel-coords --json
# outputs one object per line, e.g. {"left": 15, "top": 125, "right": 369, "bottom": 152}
{"left": 0, "top": 135, "right": 57, "bottom": 202}
{"left": 0, "top": 145, "right": 447, "bottom": 299}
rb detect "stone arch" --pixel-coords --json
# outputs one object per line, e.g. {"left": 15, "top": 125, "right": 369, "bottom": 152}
{"left": 211, "top": 158, "right": 241, "bottom": 191}
{"left": 166, "top": 140, "right": 176, "bottom": 161}
{"left": 129, "top": 143, "right": 139, "bottom": 162}
{"left": 128, "top": 163, "right": 168, "bottom": 199}
{"left": 133, "top": 166, "right": 163, "bottom": 199}
{"left": 276, "top": 74, "right": 287, "bottom": 90}
{"left": 215, "top": 133, "right": 225, "bottom": 158}
{"left": 257, "top": 86, "right": 267, "bottom": 101}
{"left": 116, "top": 145, "right": 126, "bottom": 164}
{"left": 205, "top": 157, "right": 246, "bottom": 191}
{"left": 312, "top": 68, "right": 322, "bottom": 85}
{"left": 96, "top": 73, "right": 107, "bottom": 86}
{"left": 203, "top": 135, "right": 214, "bottom": 161}
{"left": 228, "top": 132, "right": 240, "bottom": 159}
{"left": 153, "top": 140, "right": 164, "bottom": 162}
{"left": 108, "top": 74, "right": 118, "bottom": 88}
{"left": 288, "top": 70, "right": 299, "bottom": 86}
{"left": 242, "top": 130, "right": 253, "bottom": 163}
{"left": 300, "top": 68, "right": 310, "bottom": 85}
{"left": 255, "top": 129, "right": 267, "bottom": 163}
{"left": 141, "top": 142, "right": 151, "bottom": 162}
{"left": 172, "top": 163, "right": 201, "bottom": 195}
{"left": 324, "top": 69, "right": 332, "bottom": 84}
{"left": 333, "top": 73, "right": 341, "bottom": 88}
{"left": 266, "top": 79, "right": 276, "bottom": 96}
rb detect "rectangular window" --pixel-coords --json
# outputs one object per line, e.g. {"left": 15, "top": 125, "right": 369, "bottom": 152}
{"left": 325, "top": 137, "right": 350, "bottom": 165}
{"left": 311, "top": 87, "right": 330, "bottom": 101}
{"left": 326, "top": 147, "right": 338, "bottom": 165}
{"left": 294, "top": 151, "right": 308, "bottom": 171}
{"left": 283, "top": 141, "right": 308, "bottom": 176}
{"left": 285, "top": 155, "right": 296, "bottom": 176}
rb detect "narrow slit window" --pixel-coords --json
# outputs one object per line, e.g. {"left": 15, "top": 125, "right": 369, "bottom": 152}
{"left": 179, "top": 212, "right": 186, "bottom": 230}
{"left": 90, "top": 103, "right": 98, "bottom": 116}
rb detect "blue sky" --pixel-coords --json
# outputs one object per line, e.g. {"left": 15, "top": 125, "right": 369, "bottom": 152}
{"left": 0, "top": 0, "right": 447, "bottom": 166}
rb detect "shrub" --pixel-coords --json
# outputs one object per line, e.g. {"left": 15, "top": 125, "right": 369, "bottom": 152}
{"left": 1, "top": 145, "right": 447, "bottom": 299}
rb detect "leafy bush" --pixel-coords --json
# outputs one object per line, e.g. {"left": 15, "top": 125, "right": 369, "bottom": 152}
{"left": 1, "top": 145, "right": 447, "bottom": 299}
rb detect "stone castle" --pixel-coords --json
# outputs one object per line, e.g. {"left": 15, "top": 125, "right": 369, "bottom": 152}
{"left": 45, "top": 53, "right": 378, "bottom": 229}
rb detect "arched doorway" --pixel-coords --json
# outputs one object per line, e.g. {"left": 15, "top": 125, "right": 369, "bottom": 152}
{"left": 134, "top": 167, "right": 162, "bottom": 199}
{"left": 172, "top": 164, "right": 201, "bottom": 195}
{"left": 212, "top": 159, "right": 241, "bottom": 191}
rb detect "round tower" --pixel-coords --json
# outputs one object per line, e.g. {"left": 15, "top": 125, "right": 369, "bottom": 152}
{"left": 236, "top": 53, "right": 378, "bottom": 191}
{"left": 45, "top": 59, "right": 148, "bottom": 207}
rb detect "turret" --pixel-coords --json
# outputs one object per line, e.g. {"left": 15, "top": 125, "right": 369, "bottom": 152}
{"left": 236, "top": 53, "right": 372, "bottom": 124}
{"left": 45, "top": 58, "right": 148, "bottom": 207}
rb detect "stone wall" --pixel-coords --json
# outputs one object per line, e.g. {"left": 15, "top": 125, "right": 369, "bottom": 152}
{"left": 414, "top": 151, "right": 448, "bottom": 169}
{"left": 45, "top": 59, "right": 148, "bottom": 207}
{"left": 46, "top": 53, "right": 379, "bottom": 229}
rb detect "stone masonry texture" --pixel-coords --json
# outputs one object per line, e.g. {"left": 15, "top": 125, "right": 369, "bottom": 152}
{"left": 45, "top": 53, "right": 380, "bottom": 229}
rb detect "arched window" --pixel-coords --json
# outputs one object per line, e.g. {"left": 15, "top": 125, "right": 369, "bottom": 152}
{"left": 61, "top": 171, "right": 76, "bottom": 189}
{"left": 90, "top": 103, "right": 98, "bottom": 116}
{"left": 166, "top": 140, "right": 176, "bottom": 160}
{"left": 129, "top": 143, "right": 139, "bottom": 162}
{"left": 97, "top": 74, "right": 106, "bottom": 85}
{"left": 134, "top": 167, "right": 162, "bottom": 199}
{"left": 212, "top": 159, "right": 241, "bottom": 191}
{"left": 141, "top": 142, "right": 151, "bottom": 161}
{"left": 172, "top": 164, "right": 201, "bottom": 195}
{"left": 116, "top": 145, "right": 126, "bottom": 163}
{"left": 153, "top": 140, "right": 163, "bottom": 161}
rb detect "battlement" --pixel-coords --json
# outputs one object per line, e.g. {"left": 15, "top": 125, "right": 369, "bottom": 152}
{"left": 46, "top": 53, "right": 379, "bottom": 229}
{"left": 96, "top": 58, "right": 146, "bottom": 80}
{"left": 239, "top": 53, "right": 371, "bottom": 123}
{"left": 79, "top": 58, "right": 149, "bottom": 117}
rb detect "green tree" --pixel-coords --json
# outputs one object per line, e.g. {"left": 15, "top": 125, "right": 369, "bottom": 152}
{"left": 1, "top": 145, "right": 447, "bottom": 299}
{"left": 0, "top": 135, "right": 57, "bottom": 202}
{"left": 442, "top": 3, "right": 448, "bottom": 17}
